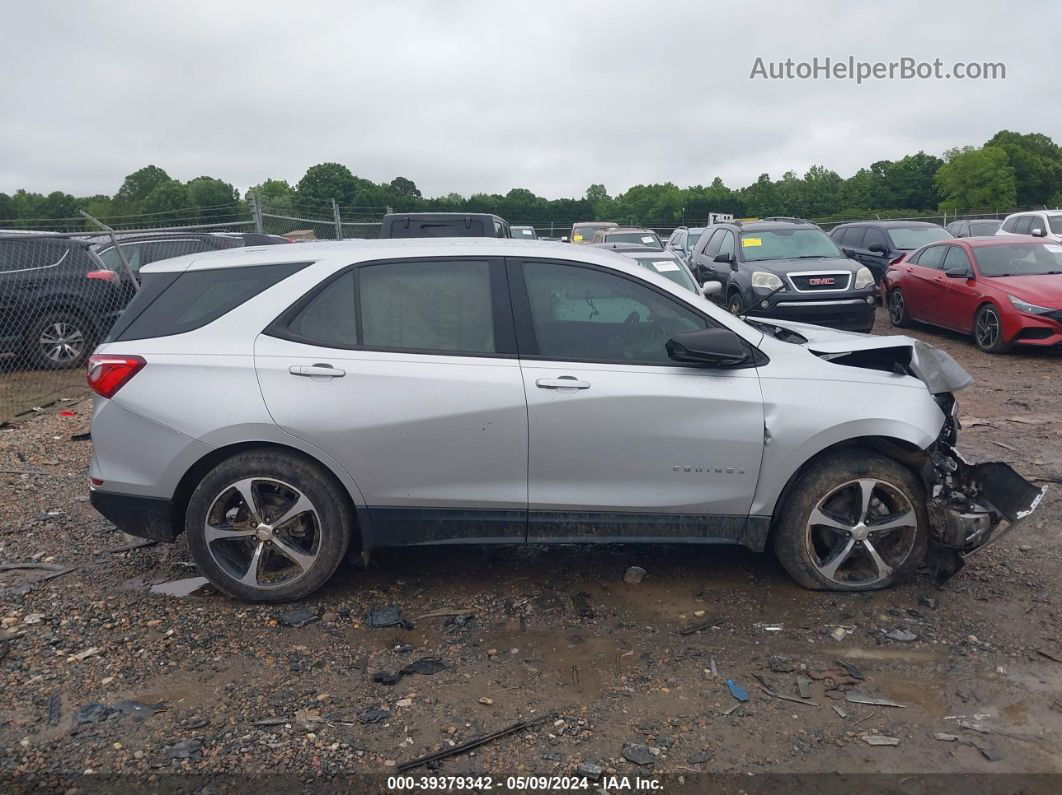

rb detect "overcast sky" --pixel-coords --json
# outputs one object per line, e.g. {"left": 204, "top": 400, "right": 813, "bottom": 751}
{"left": 2, "top": 0, "right": 1059, "bottom": 200}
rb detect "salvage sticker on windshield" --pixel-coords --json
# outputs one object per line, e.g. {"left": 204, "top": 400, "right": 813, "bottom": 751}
{"left": 653, "top": 261, "right": 680, "bottom": 272}
{"left": 742, "top": 237, "right": 762, "bottom": 247}
{"left": 642, "top": 235, "right": 656, "bottom": 243}
{"left": 572, "top": 234, "right": 583, "bottom": 241}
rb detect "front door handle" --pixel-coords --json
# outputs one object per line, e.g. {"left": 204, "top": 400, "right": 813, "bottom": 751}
{"left": 289, "top": 364, "right": 346, "bottom": 378}
{"left": 536, "top": 376, "right": 590, "bottom": 390}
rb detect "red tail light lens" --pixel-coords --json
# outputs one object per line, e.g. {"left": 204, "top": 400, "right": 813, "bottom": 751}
{"left": 889, "top": 255, "right": 905, "bottom": 266}
{"left": 87, "top": 269, "right": 120, "bottom": 283}
{"left": 87, "top": 355, "right": 146, "bottom": 398}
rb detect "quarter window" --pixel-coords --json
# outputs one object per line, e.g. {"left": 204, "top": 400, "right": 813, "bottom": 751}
{"left": 841, "top": 227, "right": 865, "bottom": 247}
{"left": 521, "top": 261, "right": 706, "bottom": 364}
{"left": 285, "top": 270, "right": 357, "bottom": 348}
{"left": 359, "top": 259, "right": 496, "bottom": 354}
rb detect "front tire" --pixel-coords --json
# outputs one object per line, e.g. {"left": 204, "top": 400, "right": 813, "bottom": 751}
{"left": 727, "top": 290, "right": 744, "bottom": 315}
{"left": 887, "top": 289, "right": 910, "bottom": 328}
{"left": 973, "top": 304, "right": 1011, "bottom": 353}
{"left": 772, "top": 451, "right": 927, "bottom": 591}
{"left": 186, "top": 451, "right": 352, "bottom": 602}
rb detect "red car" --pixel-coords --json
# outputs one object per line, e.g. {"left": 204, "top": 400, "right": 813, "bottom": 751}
{"left": 882, "top": 236, "right": 1062, "bottom": 353}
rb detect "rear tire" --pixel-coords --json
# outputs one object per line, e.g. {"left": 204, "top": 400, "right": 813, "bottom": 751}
{"left": 23, "top": 310, "right": 94, "bottom": 370}
{"left": 186, "top": 451, "right": 352, "bottom": 602}
{"left": 973, "top": 304, "right": 1011, "bottom": 354}
{"left": 772, "top": 451, "right": 927, "bottom": 591}
{"left": 886, "top": 289, "right": 911, "bottom": 328}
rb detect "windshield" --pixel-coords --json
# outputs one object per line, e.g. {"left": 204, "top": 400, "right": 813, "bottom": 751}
{"left": 607, "top": 232, "right": 662, "bottom": 248}
{"left": 974, "top": 242, "right": 1062, "bottom": 277}
{"left": 969, "top": 220, "right": 1002, "bottom": 236}
{"left": 570, "top": 224, "right": 612, "bottom": 243}
{"left": 514, "top": 227, "right": 537, "bottom": 238}
{"left": 739, "top": 228, "right": 841, "bottom": 261}
{"left": 887, "top": 226, "right": 952, "bottom": 250}
{"left": 686, "top": 230, "right": 703, "bottom": 250}
{"left": 633, "top": 256, "right": 697, "bottom": 292}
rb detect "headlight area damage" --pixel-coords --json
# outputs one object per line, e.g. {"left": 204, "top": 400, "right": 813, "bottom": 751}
{"left": 810, "top": 336, "right": 1047, "bottom": 583}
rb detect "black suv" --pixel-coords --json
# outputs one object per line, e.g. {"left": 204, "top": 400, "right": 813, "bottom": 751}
{"left": 380, "top": 213, "right": 511, "bottom": 239}
{"left": 0, "top": 235, "right": 136, "bottom": 369}
{"left": 828, "top": 220, "right": 952, "bottom": 284}
{"left": 85, "top": 231, "right": 249, "bottom": 277}
{"left": 688, "top": 220, "right": 877, "bottom": 332}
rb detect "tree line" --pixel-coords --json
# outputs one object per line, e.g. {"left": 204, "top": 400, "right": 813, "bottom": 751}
{"left": 1, "top": 130, "right": 1059, "bottom": 231}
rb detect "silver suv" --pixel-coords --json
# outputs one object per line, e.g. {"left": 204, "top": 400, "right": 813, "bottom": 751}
{"left": 87, "top": 239, "right": 1043, "bottom": 601}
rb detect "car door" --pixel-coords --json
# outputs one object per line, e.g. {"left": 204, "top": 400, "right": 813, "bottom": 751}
{"left": 690, "top": 229, "right": 722, "bottom": 283}
{"left": 859, "top": 227, "right": 892, "bottom": 281}
{"left": 904, "top": 244, "right": 947, "bottom": 319}
{"left": 510, "top": 257, "right": 764, "bottom": 542}
{"left": 255, "top": 256, "right": 529, "bottom": 545}
{"left": 939, "top": 245, "right": 980, "bottom": 332}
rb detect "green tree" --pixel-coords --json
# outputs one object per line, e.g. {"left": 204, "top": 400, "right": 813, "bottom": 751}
{"left": 935, "top": 146, "right": 1016, "bottom": 211}
{"left": 115, "top": 165, "right": 172, "bottom": 211}
{"left": 296, "top": 162, "right": 359, "bottom": 212}
{"left": 0, "top": 192, "right": 12, "bottom": 222}
{"left": 985, "top": 130, "right": 1062, "bottom": 207}
{"left": 186, "top": 176, "right": 239, "bottom": 221}
{"left": 247, "top": 179, "right": 296, "bottom": 213}
{"left": 884, "top": 152, "right": 943, "bottom": 210}
{"left": 389, "top": 176, "right": 421, "bottom": 199}
{"left": 141, "top": 181, "right": 192, "bottom": 224}
{"left": 800, "top": 165, "right": 844, "bottom": 217}
{"left": 585, "top": 184, "right": 609, "bottom": 203}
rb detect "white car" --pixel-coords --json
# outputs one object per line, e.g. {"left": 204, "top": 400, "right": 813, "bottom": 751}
{"left": 86, "top": 239, "right": 1043, "bottom": 601}
{"left": 996, "top": 210, "right": 1062, "bottom": 242}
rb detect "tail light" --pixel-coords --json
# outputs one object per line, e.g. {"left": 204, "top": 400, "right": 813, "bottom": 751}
{"left": 889, "top": 255, "right": 905, "bottom": 267}
{"left": 87, "top": 269, "right": 120, "bottom": 283}
{"left": 87, "top": 354, "right": 146, "bottom": 398}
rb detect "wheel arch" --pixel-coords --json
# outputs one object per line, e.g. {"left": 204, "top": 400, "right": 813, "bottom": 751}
{"left": 169, "top": 440, "right": 367, "bottom": 552}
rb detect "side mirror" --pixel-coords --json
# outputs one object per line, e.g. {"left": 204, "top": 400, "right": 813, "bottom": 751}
{"left": 560, "top": 236, "right": 569, "bottom": 243}
{"left": 666, "top": 328, "right": 750, "bottom": 367}
{"left": 1031, "top": 227, "right": 1047, "bottom": 237}
{"left": 713, "top": 252, "right": 732, "bottom": 263}
{"left": 701, "top": 280, "right": 723, "bottom": 297}
{"left": 944, "top": 267, "right": 972, "bottom": 279}
{"left": 842, "top": 247, "right": 855, "bottom": 258}
{"left": 867, "top": 242, "right": 886, "bottom": 254}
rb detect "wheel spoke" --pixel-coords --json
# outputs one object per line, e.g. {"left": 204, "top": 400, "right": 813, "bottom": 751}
{"left": 269, "top": 536, "right": 316, "bottom": 572}
{"left": 204, "top": 523, "right": 257, "bottom": 545}
{"left": 862, "top": 538, "right": 894, "bottom": 580}
{"left": 856, "top": 479, "right": 877, "bottom": 523}
{"left": 818, "top": 537, "right": 856, "bottom": 581}
{"left": 808, "top": 507, "right": 853, "bottom": 532}
{"left": 233, "top": 479, "right": 262, "bottom": 524}
{"left": 269, "top": 492, "right": 315, "bottom": 530}
{"left": 239, "top": 541, "right": 266, "bottom": 586}
{"left": 867, "top": 509, "right": 916, "bottom": 533}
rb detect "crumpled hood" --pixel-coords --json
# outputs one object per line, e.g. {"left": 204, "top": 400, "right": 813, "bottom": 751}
{"left": 765, "top": 318, "right": 972, "bottom": 394}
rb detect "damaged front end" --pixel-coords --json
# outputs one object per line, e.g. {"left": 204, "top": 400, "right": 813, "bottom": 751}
{"left": 922, "top": 441, "right": 1046, "bottom": 583}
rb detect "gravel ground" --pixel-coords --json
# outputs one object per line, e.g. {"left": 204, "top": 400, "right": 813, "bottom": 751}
{"left": 1, "top": 307, "right": 1060, "bottom": 788}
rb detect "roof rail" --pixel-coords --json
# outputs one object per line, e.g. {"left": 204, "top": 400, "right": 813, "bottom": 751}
{"left": 759, "top": 216, "right": 812, "bottom": 224}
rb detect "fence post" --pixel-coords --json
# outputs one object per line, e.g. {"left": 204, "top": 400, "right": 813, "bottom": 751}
{"left": 249, "top": 191, "right": 264, "bottom": 233}
{"left": 79, "top": 210, "right": 140, "bottom": 292}
{"left": 331, "top": 199, "right": 343, "bottom": 240}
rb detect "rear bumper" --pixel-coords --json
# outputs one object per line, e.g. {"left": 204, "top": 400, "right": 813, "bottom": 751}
{"left": 90, "top": 489, "right": 178, "bottom": 542}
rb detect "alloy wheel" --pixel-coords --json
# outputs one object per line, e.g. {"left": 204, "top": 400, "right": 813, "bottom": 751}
{"left": 804, "top": 478, "right": 918, "bottom": 587}
{"left": 888, "top": 291, "right": 905, "bottom": 323}
{"left": 204, "top": 478, "right": 321, "bottom": 590}
{"left": 975, "top": 308, "right": 1000, "bottom": 350}
{"left": 38, "top": 321, "right": 86, "bottom": 365}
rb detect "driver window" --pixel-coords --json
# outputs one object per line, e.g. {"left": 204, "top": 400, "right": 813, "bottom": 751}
{"left": 716, "top": 231, "right": 735, "bottom": 259}
{"left": 522, "top": 261, "right": 707, "bottom": 364}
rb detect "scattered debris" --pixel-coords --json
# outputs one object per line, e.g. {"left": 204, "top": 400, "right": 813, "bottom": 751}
{"left": 759, "top": 685, "right": 818, "bottom": 707}
{"left": 163, "top": 739, "right": 203, "bottom": 760}
{"left": 67, "top": 647, "right": 102, "bottom": 663}
{"left": 70, "top": 431, "right": 92, "bottom": 441}
{"left": 373, "top": 656, "right": 446, "bottom": 686}
{"left": 832, "top": 705, "right": 848, "bottom": 719}
{"left": 369, "top": 606, "right": 414, "bottom": 630}
{"left": 934, "top": 733, "right": 960, "bottom": 742}
{"left": 47, "top": 693, "right": 61, "bottom": 726}
{"left": 769, "top": 656, "right": 797, "bottom": 673}
{"left": 688, "top": 751, "right": 712, "bottom": 765}
{"left": 252, "top": 718, "right": 289, "bottom": 727}
{"left": 726, "top": 679, "right": 749, "bottom": 702}
{"left": 884, "top": 628, "right": 918, "bottom": 642}
{"left": 623, "top": 566, "right": 646, "bottom": 584}
{"left": 966, "top": 737, "right": 1003, "bottom": 761}
{"left": 75, "top": 703, "right": 114, "bottom": 724}
{"left": 622, "top": 743, "right": 653, "bottom": 765}
{"left": 103, "top": 538, "right": 157, "bottom": 554}
{"left": 113, "top": 699, "right": 166, "bottom": 720}
{"left": 571, "top": 592, "right": 594, "bottom": 619}
{"left": 796, "top": 676, "right": 812, "bottom": 699}
{"left": 276, "top": 608, "right": 319, "bottom": 628}
{"left": 576, "top": 761, "right": 603, "bottom": 780}
{"left": 835, "top": 659, "right": 864, "bottom": 680}
{"left": 919, "top": 595, "right": 937, "bottom": 609}
{"left": 862, "top": 735, "right": 900, "bottom": 746}
{"left": 722, "top": 702, "right": 743, "bottom": 716}
{"left": 846, "top": 692, "right": 907, "bottom": 708}
{"left": 479, "top": 696, "right": 494, "bottom": 706}
{"left": 397, "top": 713, "right": 554, "bottom": 772}
{"left": 679, "top": 617, "right": 725, "bottom": 636}
{"left": 754, "top": 622, "right": 784, "bottom": 632}
{"left": 357, "top": 708, "right": 390, "bottom": 724}
{"left": 416, "top": 607, "right": 475, "bottom": 621}
{"left": 709, "top": 658, "right": 718, "bottom": 677}
{"left": 830, "top": 626, "right": 850, "bottom": 642}
{"left": 1036, "top": 648, "right": 1062, "bottom": 664}
{"left": 149, "top": 577, "right": 213, "bottom": 598}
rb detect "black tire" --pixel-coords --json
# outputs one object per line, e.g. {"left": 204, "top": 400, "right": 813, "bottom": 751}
{"left": 886, "top": 289, "right": 911, "bottom": 328}
{"left": 186, "top": 451, "right": 352, "bottom": 602}
{"left": 727, "top": 290, "right": 744, "bottom": 315}
{"left": 973, "top": 304, "right": 1011, "bottom": 354}
{"left": 23, "top": 310, "right": 94, "bottom": 370}
{"left": 772, "top": 450, "right": 927, "bottom": 591}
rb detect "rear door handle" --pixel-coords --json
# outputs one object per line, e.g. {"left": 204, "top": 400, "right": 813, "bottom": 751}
{"left": 536, "top": 377, "right": 590, "bottom": 390}
{"left": 289, "top": 364, "right": 346, "bottom": 378}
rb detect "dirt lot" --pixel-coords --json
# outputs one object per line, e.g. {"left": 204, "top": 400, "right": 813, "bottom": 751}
{"left": 1, "top": 308, "right": 1060, "bottom": 789}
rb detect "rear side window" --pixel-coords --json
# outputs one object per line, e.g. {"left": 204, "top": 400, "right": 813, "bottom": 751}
{"left": 1013, "top": 216, "right": 1033, "bottom": 235}
{"left": 284, "top": 270, "right": 357, "bottom": 348}
{"left": 110, "top": 262, "right": 308, "bottom": 342}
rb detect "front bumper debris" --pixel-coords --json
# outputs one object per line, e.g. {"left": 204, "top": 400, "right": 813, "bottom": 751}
{"left": 925, "top": 443, "right": 1046, "bottom": 582}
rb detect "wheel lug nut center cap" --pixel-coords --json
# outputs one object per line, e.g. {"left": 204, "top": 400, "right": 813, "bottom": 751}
{"left": 255, "top": 524, "right": 272, "bottom": 541}
{"left": 851, "top": 522, "right": 869, "bottom": 541}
